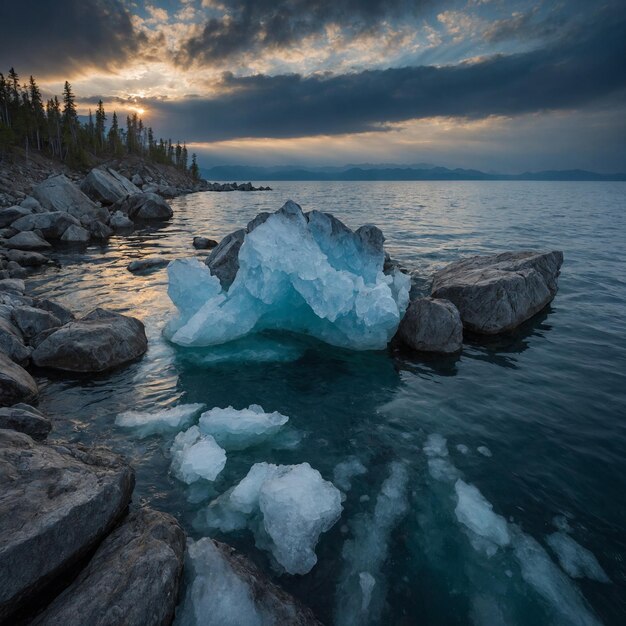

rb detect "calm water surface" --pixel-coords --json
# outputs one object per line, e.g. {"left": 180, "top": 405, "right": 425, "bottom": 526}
{"left": 27, "top": 182, "right": 626, "bottom": 625}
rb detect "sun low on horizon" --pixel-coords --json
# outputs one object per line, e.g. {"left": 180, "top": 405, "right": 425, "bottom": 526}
{"left": 1, "top": 0, "right": 625, "bottom": 173}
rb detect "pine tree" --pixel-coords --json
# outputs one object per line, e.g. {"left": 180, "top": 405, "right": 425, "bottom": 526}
{"left": 190, "top": 152, "right": 200, "bottom": 180}
{"left": 94, "top": 100, "right": 106, "bottom": 152}
{"left": 28, "top": 76, "right": 45, "bottom": 150}
{"left": 181, "top": 143, "right": 188, "bottom": 171}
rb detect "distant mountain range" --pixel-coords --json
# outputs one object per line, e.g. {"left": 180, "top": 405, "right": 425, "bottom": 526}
{"left": 201, "top": 164, "right": 626, "bottom": 182}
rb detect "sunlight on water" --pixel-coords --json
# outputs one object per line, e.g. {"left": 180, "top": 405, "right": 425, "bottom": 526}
{"left": 26, "top": 181, "right": 626, "bottom": 625}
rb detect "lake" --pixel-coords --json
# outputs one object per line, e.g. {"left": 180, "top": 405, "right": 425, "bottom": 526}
{"left": 27, "top": 181, "right": 626, "bottom": 625}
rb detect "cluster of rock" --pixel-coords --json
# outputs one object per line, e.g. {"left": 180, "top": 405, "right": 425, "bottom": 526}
{"left": 0, "top": 278, "right": 148, "bottom": 405}
{"left": 396, "top": 250, "right": 564, "bottom": 354}
{"left": 205, "top": 181, "right": 271, "bottom": 192}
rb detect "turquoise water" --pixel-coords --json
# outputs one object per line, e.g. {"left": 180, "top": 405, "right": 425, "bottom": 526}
{"left": 27, "top": 182, "right": 626, "bottom": 625}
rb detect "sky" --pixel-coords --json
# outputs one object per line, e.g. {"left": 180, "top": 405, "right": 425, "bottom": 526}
{"left": 1, "top": 0, "right": 625, "bottom": 172}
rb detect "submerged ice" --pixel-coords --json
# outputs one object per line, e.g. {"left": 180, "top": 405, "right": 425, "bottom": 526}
{"left": 203, "top": 462, "right": 342, "bottom": 574}
{"left": 165, "top": 201, "right": 410, "bottom": 350}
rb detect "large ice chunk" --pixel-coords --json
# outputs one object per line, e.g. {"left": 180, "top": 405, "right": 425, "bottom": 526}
{"left": 115, "top": 403, "right": 204, "bottom": 438}
{"left": 166, "top": 201, "right": 410, "bottom": 350}
{"left": 170, "top": 426, "right": 227, "bottom": 484}
{"left": 199, "top": 404, "right": 289, "bottom": 450}
{"left": 204, "top": 462, "right": 342, "bottom": 574}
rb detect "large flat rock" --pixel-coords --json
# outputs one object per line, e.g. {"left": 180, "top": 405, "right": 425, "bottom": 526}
{"left": 431, "top": 250, "right": 563, "bottom": 335}
{"left": 31, "top": 308, "right": 148, "bottom": 373}
{"left": 0, "top": 405, "right": 51, "bottom": 440}
{"left": 80, "top": 168, "right": 140, "bottom": 205}
{"left": 0, "top": 430, "right": 135, "bottom": 621}
{"left": 31, "top": 507, "right": 185, "bottom": 626}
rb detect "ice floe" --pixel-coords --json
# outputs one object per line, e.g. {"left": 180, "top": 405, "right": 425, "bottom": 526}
{"left": 335, "top": 462, "right": 409, "bottom": 626}
{"left": 546, "top": 532, "right": 610, "bottom": 583}
{"left": 333, "top": 457, "right": 368, "bottom": 492}
{"left": 115, "top": 403, "right": 204, "bottom": 438}
{"left": 199, "top": 404, "right": 289, "bottom": 450}
{"left": 204, "top": 462, "right": 342, "bottom": 574}
{"left": 165, "top": 201, "right": 410, "bottom": 351}
{"left": 170, "top": 426, "right": 227, "bottom": 484}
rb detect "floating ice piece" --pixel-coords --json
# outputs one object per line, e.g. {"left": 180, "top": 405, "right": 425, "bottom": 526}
{"left": 199, "top": 404, "right": 289, "bottom": 450}
{"left": 423, "top": 433, "right": 449, "bottom": 458}
{"left": 115, "top": 403, "right": 204, "bottom": 438}
{"left": 456, "top": 444, "right": 469, "bottom": 454}
{"left": 477, "top": 446, "right": 492, "bottom": 458}
{"left": 455, "top": 480, "right": 510, "bottom": 553}
{"left": 334, "top": 457, "right": 368, "bottom": 492}
{"left": 166, "top": 201, "right": 410, "bottom": 351}
{"left": 170, "top": 426, "right": 227, "bottom": 484}
{"left": 205, "top": 462, "right": 342, "bottom": 574}
{"left": 424, "top": 434, "right": 459, "bottom": 482}
{"left": 546, "top": 532, "right": 610, "bottom": 583}
{"left": 335, "top": 462, "right": 409, "bottom": 626}
{"left": 511, "top": 528, "right": 602, "bottom": 626}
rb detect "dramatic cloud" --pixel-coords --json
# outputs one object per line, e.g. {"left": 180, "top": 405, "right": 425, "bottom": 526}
{"left": 0, "top": 0, "right": 145, "bottom": 76}
{"left": 140, "top": 9, "right": 626, "bottom": 142}
{"left": 176, "top": 0, "right": 432, "bottom": 66}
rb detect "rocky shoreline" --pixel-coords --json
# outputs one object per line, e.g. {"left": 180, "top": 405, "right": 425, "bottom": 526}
{"left": 0, "top": 181, "right": 564, "bottom": 624}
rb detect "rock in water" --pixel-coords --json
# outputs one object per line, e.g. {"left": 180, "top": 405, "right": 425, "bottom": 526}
{"left": 109, "top": 210, "right": 134, "bottom": 230}
{"left": 30, "top": 507, "right": 185, "bottom": 626}
{"left": 12, "top": 305, "right": 61, "bottom": 340}
{"left": 193, "top": 236, "right": 218, "bottom": 250}
{"left": 127, "top": 256, "right": 169, "bottom": 273}
{"left": 177, "top": 538, "right": 322, "bottom": 626}
{"left": 168, "top": 201, "right": 410, "bottom": 350}
{"left": 5, "top": 231, "right": 51, "bottom": 251}
{"left": 396, "top": 297, "right": 463, "bottom": 353}
{"left": 117, "top": 193, "right": 173, "bottom": 221}
{"left": 60, "top": 224, "right": 90, "bottom": 243}
{"left": 205, "top": 462, "right": 342, "bottom": 574}
{"left": 11, "top": 211, "right": 82, "bottom": 239}
{"left": 31, "top": 308, "right": 147, "bottom": 372}
{"left": 0, "top": 430, "right": 134, "bottom": 622}
{"left": 80, "top": 167, "right": 141, "bottom": 205}
{"left": 0, "top": 351, "right": 38, "bottom": 405}
{"left": 0, "top": 405, "right": 51, "bottom": 440}
{"left": 431, "top": 251, "right": 563, "bottom": 334}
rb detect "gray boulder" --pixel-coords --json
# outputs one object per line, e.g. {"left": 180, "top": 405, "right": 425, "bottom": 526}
{"left": 0, "top": 430, "right": 134, "bottom": 622}
{"left": 128, "top": 256, "right": 169, "bottom": 273}
{"left": 0, "top": 316, "right": 30, "bottom": 365}
{"left": 7, "top": 262, "right": 28, "bottom": 278}
{"left": 86, "top": 220, "right": 114, "bottom": 241}
{"left": 80, "top": 168, "right": 140, "bottom": 205}
{"left": 0, "top": 206, "right": 32, "bottom": 228}
{"left": 33, "top": 174, "right": 98, "bottom": 219}
{"left": 118, "top": 193, "right": 173, "bottom": 221}
{"left": 32, "top": 308, "right": 147, "bottom": 372}
{"left": 19, "top": 196, "right": 43, "bottom": 212}
{"left": 109, "top": 210, "right": 134, "bottom": 230}
{"left": 5, "top": 231, "right": 51, "bottom": 251}
{"left": 12, "top": 211, "right": 81, "bottom": 239}
{"left": 34, "top": 299, "right": 75, "bottom": 325}
{"left": 6, "top": 249, "right": 49, "bottom": 267}
{"left": 192, "top": 236, "right": 218, "bottom": 250}
{"left": 0, "top": 278, "right": 25, "bottom": 295}
{"left": 0, "top": 351, "right": 38, "bottom": 405}
{"left": 431, "top": 250, "right": 564, "bottom": 334}
{"left": 396, "top": 297, "right": 463, "bottom": 354}
{"left": 0, "top": 405, "right": 51, "bottom": 440}
{"left": 31, "top": 507, "right": 185, "bottom": 626}
{"left": 12, "top": 306, "right": 62, "bottom": 341}
{"left": 131, "top": 173, "right": 143, "bottom": 186}
{"left": 179, "top": 538, "right": 322, "bottom": 626}
{"left": 205, "top": 228, "right": 245, "bottom": 288}
{"left": 60, "top": 224, "right": 90, "bottom": 243}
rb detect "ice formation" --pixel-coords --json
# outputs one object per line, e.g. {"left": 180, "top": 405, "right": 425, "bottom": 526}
{"left": 165, "top": 201, "right": 410, "bottom": 351}
{"left": 199, "top": 405, "right": 289, "bottom": 450}
{"left": 454, "top": 480, "right": 511, "bottom": 555}
{"left": 546, "top": 532, "right": 610, "bottom": 583}
{"left": 335, "top": 462, "right": 409, "bottom": 626}
{"left": 114, "top": 403, "right": 204, "bottom": 438}
{"left": 423, "top": 433, "right": 460, "bottom": 483}
{"left": 477, "top": 446, "right": 493, "bottom": 458}
{"left": 204, "top": 462, "right": 342, "bottom": 574}
{"left": 177, "top": 538, "right": 268, "bottom": 626}
{"left": 333, "top": 457, "right": 368, "bottom": 492}
{"left": 170, "top": 426, "right": 227, "bottom": 484}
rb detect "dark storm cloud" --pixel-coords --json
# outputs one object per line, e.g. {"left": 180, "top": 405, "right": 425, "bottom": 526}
{"left": 177, "top": 0, "right": 430, "bottom": 65}
{"left": 147, "top": 9, "right": 626, "bottom": 141}
{"left": 0, "top": 0, "right": 144, "bottom": 76}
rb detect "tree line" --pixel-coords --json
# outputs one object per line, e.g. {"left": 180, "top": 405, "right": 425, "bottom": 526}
{"left": 0, "top": 68, "right": 200, "bottom": 180}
